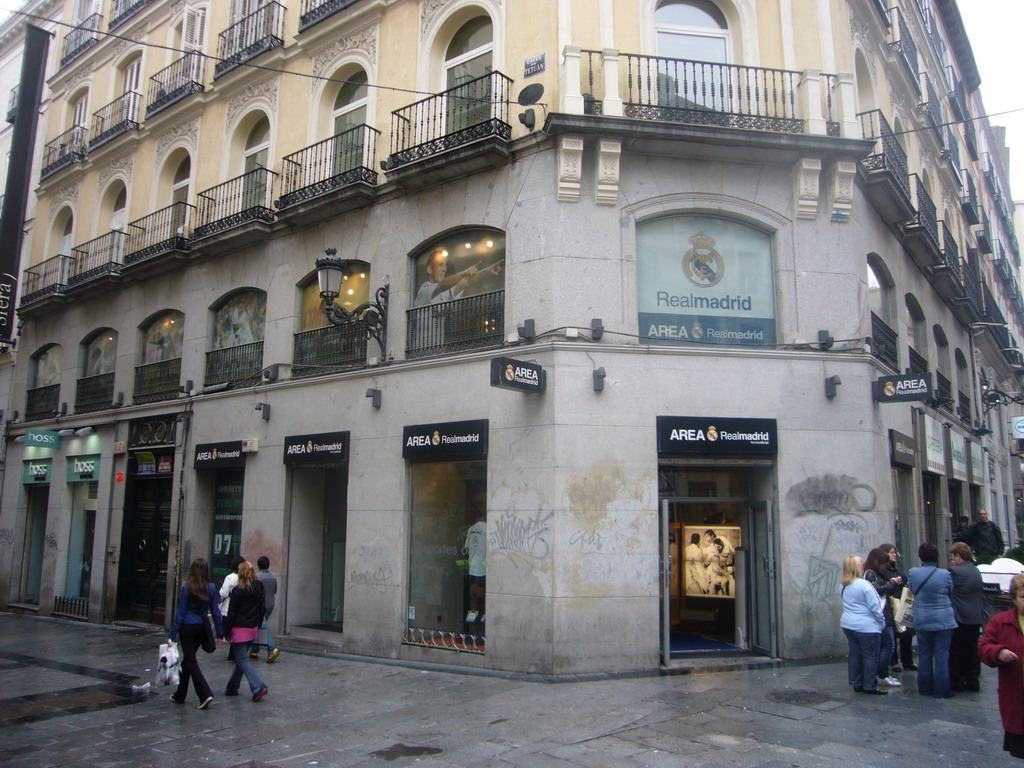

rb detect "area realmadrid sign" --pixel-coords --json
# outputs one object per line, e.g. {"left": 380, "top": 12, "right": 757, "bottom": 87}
{"left": 872, "top": 373, "right": 933, "bottom": 403}
{"left": 489, "top": 356, "right": 545, "bottom": 393}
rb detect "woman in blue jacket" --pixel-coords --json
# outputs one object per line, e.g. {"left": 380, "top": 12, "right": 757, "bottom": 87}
{"left": 168, "top": 558, "right": 225, "bottom": 709}
{"left": 908, "top": 542, "right": 957, "bottom": 698}
{"left": 840, "top": 555, "right": 886, "bottom": 695}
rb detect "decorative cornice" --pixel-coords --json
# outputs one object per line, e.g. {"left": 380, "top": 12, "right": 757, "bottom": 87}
{"left": 110, "top": 22, "right": 149, "bottom": 60}
{"left": 596, "top": 139, "right": 620, "bottom": 206}
{"left": 156, "top": 115, "right": 200, "bottom": 158}
{"left": 557, "top": 135, "right": 584, "bottom": 203}
{"left": 225, "top": 76, "right": 279, "bottom": 127}
{"left": 311, "top": 24, "right": 378, "bottom": 79}
{"left": 58, "top": 63, "right": 95, "bottom": 97}
{"left": 51, "top": 182, "right": 79, "bottom": 211}
{"left": 97, "top": 153, "right": 134, "bottom": 190}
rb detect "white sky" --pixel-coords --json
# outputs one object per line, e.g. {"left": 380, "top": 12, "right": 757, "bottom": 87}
{"left": 0, "top": 0, "right": 1017, "bottom": 195}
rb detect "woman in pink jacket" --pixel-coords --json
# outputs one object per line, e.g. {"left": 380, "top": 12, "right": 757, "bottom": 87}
{"left": 979, "top": 573, "right": 1024, "bottom": 759}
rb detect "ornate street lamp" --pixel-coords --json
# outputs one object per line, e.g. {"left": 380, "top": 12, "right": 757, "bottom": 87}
{"left": 315, "top": 248, "right": 389, "bottom": 355}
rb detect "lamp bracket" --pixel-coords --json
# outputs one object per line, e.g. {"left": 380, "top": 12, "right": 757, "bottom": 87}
{"left": 322, "top": 283, "right": 390, "bottom": 356}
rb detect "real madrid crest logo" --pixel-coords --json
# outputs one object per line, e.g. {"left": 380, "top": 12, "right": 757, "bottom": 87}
{"left": 707, "top": 426, "right": 719, "bottom": 442}
{"left": 212, "top": 448, "right": 219, "bottom": 460}
{"left": 683, "top": 232, "right": 724, "bottom": 288}
{"left": 505, "top": 364, "right": 515, "bottom": 381}
{"left": 883, "top": 381, "right": 896, "bottom": 397}
{"left": 432, "top": 431, "right": 441, "bottom": 446}
{"left": 307, "top": 440, "right": 314, "bottom": 453}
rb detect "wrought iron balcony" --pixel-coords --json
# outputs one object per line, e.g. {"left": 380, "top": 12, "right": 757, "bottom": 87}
{"left": 963, "top": 117, "right": 978, "bottom": 160}
{"left": 21, "top": 254, "right": 71, "bottom": 305}
{"left": 936, "top": 370, "right": 953, "bottom": 406}
{"left": 889, "top": 8, "right": 918, "bottom": 87}
{"left": 960, "top": 173, "right": 979, "bottom": 225}
{"left": 958, "top": 390, "right": 971, "bottom": 423}
{"left": 946, "top": 66, "right": 966, "bottom": 122}
{"left": 214, "top": 2, "right": 284, "bottom": 79}
{"left": 858, "top": 109, "right": 912, "bottom": 223}
{"left": 25, "top": 383, "right": 59, "bottom": 421}
{"left": 124, "top": 202, "right": 194, "bottom": 266}
{"left": 995, "top": 242, "right": 1013, "bottom": 284}
{"left": 147, "top": 52, "right": 205, "bottom": 117}
{"left": 41, "top": 126, "right": 87, "bottom": 179}
{"left": 977, "top": 213, "right": 993, "bottom": 254}
{"left": 908, "top": 346, "right": 928, "bottom": 376}
{"left": 958, "top": 259, "right": 984, "bottom": 320}
{"left": 919, "top": 73, "right": 942, "bottom": 142}
{"left": 899, "top": 173, "right": 940, "bottom": 267}
{"left": 193, "top": 167, "right": 277, "bottom": 239}
{"left": 6, "top": 84, "right": 18, "bottom": 123}
{"left": 278, "top": 125, "right": 379, "bottom": 208}
{"left": 982, "top": 280, "right": 1002, "bottom": 326}
{"left": 89, "top": 92, "right": 141, "bottom": 150}
{"left": 109, "top": 0, "right": 156, "bottom": 30}
{"left": 75, "top": 371, "right": 114, "bottom": 413}
{"left": 205, "top": 340, "right": 264, "bottom": 387}
{"left": 623, "top": 53, "right": 804, "bottom": 133}
{"left": 406, "top": 289, "right": 504, "bottom": 359}
{"left": 870, "top": 312, "right": 898, "bottom": 371}
{"left": 385, "top": 71, "right": 511, "bottom": 169}
{"left": 68, "top": 230, "right": 126, "bottom": 287}
{"left": 292, "top": 324, "right": 367, "bottom": 378}
{"left": 133, "top": 357, "right": 181, "bottom": 403}
{"left": 61, "top": 13, "right": 102, "bottom": 68}
{"left": 299, "top": 0, "right": 360, "bottom": 30}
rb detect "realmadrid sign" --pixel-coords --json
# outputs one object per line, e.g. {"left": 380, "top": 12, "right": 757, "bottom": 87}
{"left": 683, "top": 232, "right": 724, "bottom": 288}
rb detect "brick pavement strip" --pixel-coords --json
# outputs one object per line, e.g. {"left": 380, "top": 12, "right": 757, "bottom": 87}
{"left": 0, "top": 614, "right": 1010, "bottom": 768}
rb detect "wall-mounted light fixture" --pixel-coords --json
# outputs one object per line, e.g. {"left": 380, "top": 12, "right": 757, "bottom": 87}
{"left": 591, "top": 319, "right": 604, "bottom": 341}
{"left": 178, "top": 380, "right": 194, "bottom": 395}
{"left": 254, "top": 403, "right": 271, "bottom": 421}
{"left": 593, "top": 367, "right": 606, "bottom": 392}
{"left": 824, "top": 374, "right": 841, "bottom": 398}
{"left": 57, "top": 428, "right": 74, "bottom": 437}
{"left": 517, "top": 319, "right": 536, "bottom": 340}
{"left": 75, "top": 426, "right": 94, "bottom": 437}
{"left": 262, "top": 365, "right": 279, "bottom": 382}
{"left": 316, "top": 248, "right": 389, "bottom": 356}
{"left": 366, "top": 388, "right": 382, "bottom": 408}
{"left": 818, "top": 330, "right": 834, "bottom": 350}
{"left": 112, "top": 392, "right": 124, "bottom": 408}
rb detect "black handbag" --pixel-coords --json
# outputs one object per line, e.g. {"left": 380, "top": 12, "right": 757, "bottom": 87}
{"left": 193, "top": 591, "right": 216, "bottom": 653}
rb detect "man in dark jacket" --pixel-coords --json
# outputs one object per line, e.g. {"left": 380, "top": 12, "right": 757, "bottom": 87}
{"left": 948, "top": 542, "right": 987, "bottom": 691}
{"left": 964, "top": 509, "right": 1004, "bottom": 564}
{"left": 251, "top": 555, "right": 280, "bottom": 663}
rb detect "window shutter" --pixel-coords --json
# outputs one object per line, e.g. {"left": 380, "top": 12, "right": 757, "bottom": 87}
{"left": 183, "top": 6, "right": 206, "bottom": 52}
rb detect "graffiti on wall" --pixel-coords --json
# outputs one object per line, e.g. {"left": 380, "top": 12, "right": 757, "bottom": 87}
{"left": 489, "top": 510, "right": 552, "bottom": 565}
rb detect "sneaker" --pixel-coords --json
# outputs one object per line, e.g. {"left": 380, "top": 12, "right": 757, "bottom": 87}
{"left": 890, "top": 665, "right": 902, "bottom": 673}
{"left": 861, "top": 688, "right": 888, "bottom": 695}
{"left": 267, "top": 648, "right": 280, "bottom": 663}
{"left": 906, "top": 664, "right": 919, "bottom": 671}
{"left": 879, "top": 676, "right": 902, "bottom": 687}
{"left": 224, "top": 689, "right": 239, "bottom": 697}
{"left": 169, "top": 694, "right": 185, "bottom": 704}
{"left": 249, "top": 652, "right": 259, "bottom": 660}
{"left": 252, "top": 685, "right": 268, "bottom": 702}
{"left": 198, "top": 695, "right": 214, "bottom": 710}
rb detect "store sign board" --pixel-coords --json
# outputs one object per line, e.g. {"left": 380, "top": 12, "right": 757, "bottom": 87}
{"left": 24, "top": 428, "right": 60, "bottom": 448}
{"left": 889, "top": 429, "right": 916, "bottom": 468}
{"left": 656, "top": 416, "right": 778, "bottom": 456}
{"left": 923, "top": 415, "right": 945, "bottom": 475}
{"left": 969, "top": 441, "right": 984, "bottom": 484}
{"left": 1011, "top": 416, "right": 1024, "bottom": 440}
{"left": 283, "top": 431, "right": 350, "bottom": 465}
{"left": 490, "top": 357, "right": 545, "bottom": 393}
{"left": 872, "top": 373, "right": 932, "bottom": 403}
{"left": 403, "top": 419, "right": 489, "bottom": 459}
{"left": 194, "top": 441, "right": 246, "bottom": 469}
{"left": 67, "top": 454, "right": 100, "bottom": 482}
{"left": 951, "top": 436, "right": 968, "bottom": 481}
{"left": 22, "top": 458, "right": 51, "bottom": 483}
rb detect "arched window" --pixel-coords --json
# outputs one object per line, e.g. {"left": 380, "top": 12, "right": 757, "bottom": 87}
{"left": 331, "top": 70, "right": 369, "bottom": 175}
{"left": 242, "top": 116, "right": 270, "bottom": 209}
{"left": 58, "top": 212, "right": 74, "bottom": 256}
{"left": 867, "top": 255, "right": 895, "bottom": 325}
{"left": 904, "top": 294, "right": 927, "bottom": 371}
{"left": 445, "top": 16, "right": 493, "bottom": 131}
{"left": 933, "top": 325, "right": 951, "bottom": 404}
{"left": 70, "top": 92, "right": 89, "bottom": 128}
{"left": 33, "top": 345, "right": 61, "bottom": 387}
{"left": 655, "top": 0, "right": 729, "bottom": 63}
{"left": 208, "top": 290, "right": 266, "bottom": 386}
{"left": 106, "top": 183, "right": 127, "bottom": 232}
{"left": 294, "top": 265, "right": 371, "bottom": 373}
{"left": 83, "top": 329, "right": 117, "bottom": 377}
{"left": 140, "top": 311, "right": 184, "bottom": 363}
{"left": 27, "top": 345, "right": 62, "bottom": 419}
{"left": 171, "top": 155, "right": 191, "bottom": 206}
{"left": 637, "top": 215, "right": 775, "bottom": 347}
{"left": 854, "top": 49, "right": 875, "bottom": 113}
{"left": 955, "top": 348, "right": 970, "bottom": 419}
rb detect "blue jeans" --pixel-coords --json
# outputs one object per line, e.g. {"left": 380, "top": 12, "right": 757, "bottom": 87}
{"left": 877, "top": 626, "right": 895, "bottom": 677}
{"left": 843, "top": 628, "right": 881, "bottom": 691}
{"left": 916, "top": 628, "right": 954, "bottom": 698}
{"left": 227, "top": 641, "right": 266, "bottom": 695}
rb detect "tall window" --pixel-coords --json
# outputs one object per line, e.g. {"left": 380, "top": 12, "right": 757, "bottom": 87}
{"left": 83, "top": 330, "right": 117, "bottom": 377}
{"left": 171, "top": 156, "right": 191, "bottom": 206}
{"left": 212, "top": 290, "right": 266, "bottom": 349}
{"left": 444, "top": 17, "right": 493, "bottom": 131}
{"left": 905, "top": 295, "right": 927, "bottom": 371}
{"left": 110, "top": 185, "right": 127, "bottom": 232}
{"left": 71, "top": 94, "right": 89, "bottom": 128}
{"left": 867, "top": 256, "right": 897, "bottom": 369}
{"left": 655, "top": 0, "right": 729, "bottom": 63}
{"left": 59, "top": 215, "right": 74, "bottom": 256}
{"left": 332, "top": 71, "right": 368, "bottom": 174}
{"left": 34, "top": 345, "right": 61, "bottom": 387}
{"left": 141, "top": 311, "right": 184, "bottom": 363}
{"left": 242, "top": 116, "right": 270, "bottom": 209}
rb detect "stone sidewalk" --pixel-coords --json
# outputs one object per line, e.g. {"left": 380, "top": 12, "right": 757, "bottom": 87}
{"left": 0, "top": 613, "right": 1008, "bottom": 767}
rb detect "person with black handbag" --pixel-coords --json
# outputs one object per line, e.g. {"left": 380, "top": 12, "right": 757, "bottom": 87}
{"left": 168, "top": 558, "right": 225, "bottom": 709}
{"left": 224, "top": 560, "right": 269, "bottom": 702}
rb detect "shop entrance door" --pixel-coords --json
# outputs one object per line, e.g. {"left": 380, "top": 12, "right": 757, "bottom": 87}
{"left": 117, "top": 477, "right": 172, "bottom": 623}
{"left": 749, "top": 500, "right": 777, "bottom": 656}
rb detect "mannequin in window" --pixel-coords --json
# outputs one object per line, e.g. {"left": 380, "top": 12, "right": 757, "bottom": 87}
{"left": 414, "top": 249, "right": 503, "bottom": 308}
{"left": 464, "top": 514, "right": 486, "bottom": 625}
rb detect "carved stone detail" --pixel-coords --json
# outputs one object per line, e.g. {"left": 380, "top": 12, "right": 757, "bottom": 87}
{"left": 111, "top": 22, "right": 149, "bottom": 59}
{"left": 312, "top": 25, "right": 378, "bottom": 78}
{"left": 97, "top": 154, "right": 134, "bottom": 190}
{"left": 51, "top": 182, "right": 79, "bottom": 211}
{"left": 421, "top": 0, "right": 502, "bottom": 38}
{"left": 225, "top": 76, "right": 280, "bottom": 127}
{"left": 60, "top": 63, "right": 95, "bottom": 96}
{"left": 793, "top": 158, "right": 821, "bottom": 219}
{"left": 595, "top": 139, "right": 620, "bottom": 206}
{"left": 830, "top": 161, "right": 856, "bottom": 220}
{"left": 557, "top": 136, "right": 584, "bottom": 203}
{"left": 156, "top": 116, "right": 200, "bottom": 158}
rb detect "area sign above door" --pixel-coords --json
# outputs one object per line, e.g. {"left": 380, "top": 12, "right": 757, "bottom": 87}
{"left": 872, "top": 373, "right": 932, "bottom": 403}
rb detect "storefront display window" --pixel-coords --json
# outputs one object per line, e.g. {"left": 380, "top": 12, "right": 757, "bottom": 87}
{"left": 211, "top": 471, "right": 244, "bottom": 584}
{"left": 65, "top": 481, "right": 97, "bottom": 599}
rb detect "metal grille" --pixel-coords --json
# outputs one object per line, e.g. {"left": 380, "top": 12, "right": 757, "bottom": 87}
{"left": 41, "top": 126, "right": 88, "bottom": 179}
{"left": 90, "top": 92, "right": 141, "bottom": 150}
{"left": 75, "top": 372, "right": 115, "bottom": 413}
{"left": 215, "top": 2, "right": 285, "bottom": 78}
{"left": 939, "top": 222, "right": 960, "bottom": 276}
{"left": 53, "top": 596, "right": 89, "bottom": 619}
{"left": 147, "top": 52, "right": 205, "bottom": 117}
{"left": 958, "top": 390, "right": 971, "bottom": 422}
{"left": 292, "top": 324, "right": 367, "bottom": 378}
{"left": 125, "top": 202, "right": 194, "bottom": 265}
{"left": 278, "top": 125, "right": 379, "bottom": 207}
{"left": 205, "top": 340, "right": 264, "bottom": 387}
{"left": 194, "top": 167, "right": 277, "bottom": 239}
{"left": 61, "top": 13, "right": 101, "bottom": 68}
{"left": 402, "top": 626, "right": 484, "bottom": 655}
{"left": 908, "top": 346, "right": 928, "bottom": 376}
{"left": 21, "top": 255, "right": 71, "bottom": 304}
{"left": 299, "top": 0, "right": 360, "bottom": 30}
{"left": 109, "top": 0, "right": 155, "bottom": 30}
{"left": 25, "top": 383, "right": 59, "bottom": 421}
{"left": 386, "top": 72, "right": 511, "bottom": 168}
{"left": 889, "top": 8, "right": 918, "bottom": 82}
{"left": 134, "top": 358, "right": 182, "bottom": 403}
{"left": 960, "top": 262, "right": 984, "bottom": 318}
{"left": 870, "top": 312, "right": 898, "bottom": 371}
{"left": 936, "top": 370, "right": 952, "bottom": 402}
{"left": 69, "top": 231, "right": 126, "bottom": 287}
{"left": 620, "top": 52, "right": 802, "bottom": 133}
{"left": 858, "top": 109, "right": 910, "bottom": 200}
{"left": 406, "top": 290, "right": 504, "bottom": 359}
{"left": 907, "top": 174, "right": 939, "bottom": 252}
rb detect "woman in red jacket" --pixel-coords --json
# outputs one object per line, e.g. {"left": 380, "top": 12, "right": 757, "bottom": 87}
{"left": 979, "top": 573, "right": 1024, "bottom": 759}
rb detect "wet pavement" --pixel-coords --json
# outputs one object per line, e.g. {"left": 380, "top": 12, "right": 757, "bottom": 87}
{"left": 0, "top": 612, "right": 1008, "bottom": 767}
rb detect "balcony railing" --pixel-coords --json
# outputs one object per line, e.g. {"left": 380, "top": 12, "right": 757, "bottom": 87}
{"left": 41, "top": 126, "right": 87, "bottom": 179}
{"left": 963, "top": 117, "right": 978, "bottom": 160}
{"left": 958, "top": 390, "right": 971, "bottom": 423}
{"left": 889, "top": 8, "right": 918, "bottom": 86}
{"left": 858, "top": 109, "right": 910, "bottom": 199}
{"left": 908, "top": 346, "right": 928, "bottom": 376}
{"left": 61, "top": 13, "right": 102, "bottom": 68}
{"left": 68, "top": 230, "right": 126, "bottom": 287}
{"left": 214, "top": 2, "right": 285, "bottom": 78}
{"left": 406, "top": 290, "right": 504, "bottom": 359}
{"left": 960, "top": 173, "right": 979, "bottom": 225}
{"left": 919, "top": 73, "right": 942, "bottom": 141}
{"left": 133, "top": 358, "right": 181, "bottom": 403}
{"left": 906, "top": 173, "right": 939, "bottom": 252}
{"left": 124, "top": 202, "right": 194, "bottom": 265}
{"left": 147, "top": 52, "right": 205, "bottom": 117}
{"left": 299, "top": 0, "right": 360, "bottom": 30}
{"left": 960, "top": 260, "right": 984, "bottom": 318}
{"left": 75, "top": 372, "right": 114, "bottom": 413}
{"left": 194, "top": 167, "right": 277, "bottom": 239}
{"left": 617, "top": 52, "right": 803, "bottom": 133}
{"left": 292, "top": 324, "right": 368, "bottom": 378}
{"left": 946, "top": 66, "right": 965, "bottom": 121}
{"left": 936, "top": 370, "right": 953, "bottom": 405}
{"left": 109, "top": 0, "right": 156, "bottom": 30}
{"left": 6, "top": 84, "right": 18, "bottom": 123}
{"left": 278, "top": 125, "right": 379, "bottom": 208}
{"left": 939, "top": 221, "right": 959, "bottom": 274}
{"left": 89, "top": 92, "right": 141, "bottom": 150}
{"left": 21, "top": 255, "right": 71, "bottom": 305}
{"left": 25, "top": 383, "right": 59, "bottom": 421}
{"left": 870, "top": 312, "right": 898, "bottom": 370}
{"left": 205, "top": 340, "right": 264, "bottom": 387}
{"left": 386, "top": 71, "right": 511, "bottom": 169}
{"left": 977, "top": 213, "right": 993, "bottom": 254}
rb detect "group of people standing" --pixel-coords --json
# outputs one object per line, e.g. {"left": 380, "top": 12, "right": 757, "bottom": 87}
{"left": 841, "top": 535, "right": 1024, "bottom": 761}
{"left": 167, "top": 555, "right": 280, "bottom": 709}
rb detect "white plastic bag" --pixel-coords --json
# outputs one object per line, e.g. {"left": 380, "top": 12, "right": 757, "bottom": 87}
{"left": 157, "top": 642, "right": 181, "bottom": 686}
